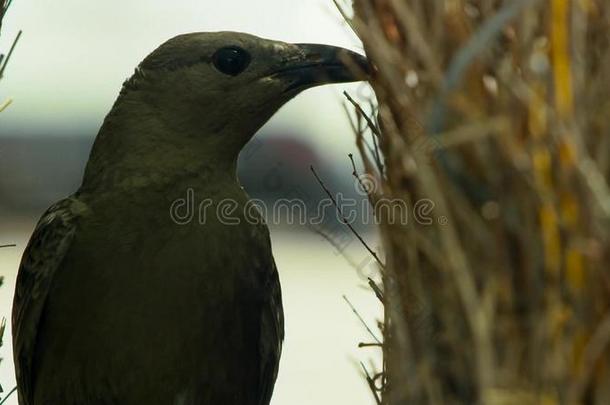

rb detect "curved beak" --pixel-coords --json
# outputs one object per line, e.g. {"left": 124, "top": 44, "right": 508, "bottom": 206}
{"left": 273, "top": 43, "right": 370, "bottom": 93}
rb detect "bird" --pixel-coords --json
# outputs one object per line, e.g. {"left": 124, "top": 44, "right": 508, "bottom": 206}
{"left": 12, "top": 31, "right": 368, "bottom": 405}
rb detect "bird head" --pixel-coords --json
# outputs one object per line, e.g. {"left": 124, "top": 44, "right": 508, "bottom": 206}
{"left": 84, "top": 32, "right": 369, "bottom": 190}
{"left": 132, "top": 31, "right": 368, "bottom": 139}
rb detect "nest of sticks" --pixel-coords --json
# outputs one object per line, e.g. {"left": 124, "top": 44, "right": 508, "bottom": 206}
{"left": 337, "top": 0, "right": 610, "bottom": 403}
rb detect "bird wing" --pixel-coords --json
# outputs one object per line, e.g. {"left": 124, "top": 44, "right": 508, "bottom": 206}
{"left": 258, "top": 257, "right": 284, "bottom": 405}
{"left": 12, "top": 197, "right": 86, "bottom": 405}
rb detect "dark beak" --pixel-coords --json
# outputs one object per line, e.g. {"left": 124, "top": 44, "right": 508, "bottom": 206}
{"left": 273, "top": 43, "right": 370, "bottom": 93}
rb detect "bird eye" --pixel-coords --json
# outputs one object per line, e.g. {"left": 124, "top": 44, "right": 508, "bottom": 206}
{"left": 212, "top": 47, "right": 251, "bottom": 76}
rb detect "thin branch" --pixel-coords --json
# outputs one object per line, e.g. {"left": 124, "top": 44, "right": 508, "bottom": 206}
{"left": 0, "top": 98, "right": 12, "bottom": 112}
{"left": 350, "top": 109, "right": 380, "bottom": 168}
{"left": 0, "top": 0, "right": 14, "bottom": 32}
{"left": 368, "top": 277, "right": 384, "bottom": 303}
{"left": 365, "top": 99, "right": 384, "bottom": 175}
{"left": 344, "top": 91, "right": 380, "bottom": 137}
{"left": 332, "top": 0, "right": 358, "bottom": 35}
{"left": 349, "top": 153, "right": 378, "bottom": 208}
{"left": 0, "top": 29, "right": 22, "bottom": 79}
{"left": 310, "top": 165, "right": 385, "bottom": 268}
{"left": 358, "top": 342, "right": 383, "bottom": 348}
{"left": 341, "top": 100, "right": 379, "bottom": 163}
{"left": 344, "top": 294, "right": 382, "bottom": 344}
{"left": 0, "top": 387, "right": 17, "bottom": 405}
{"left": 360, "top": 362, "right": 383, "bottom": 405}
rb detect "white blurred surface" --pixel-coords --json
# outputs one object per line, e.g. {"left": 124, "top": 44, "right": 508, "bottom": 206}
{"left": 0, "top": 222, "right": 382, "bottom": 405}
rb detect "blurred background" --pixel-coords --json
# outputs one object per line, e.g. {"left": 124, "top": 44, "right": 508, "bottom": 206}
{"left": 0, "top": 0, "right": 381, "bottom": 404}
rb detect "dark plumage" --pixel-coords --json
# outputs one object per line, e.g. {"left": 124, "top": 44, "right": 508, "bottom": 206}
{"left": 12, "top": 31, "right": 367, "bottom": 405}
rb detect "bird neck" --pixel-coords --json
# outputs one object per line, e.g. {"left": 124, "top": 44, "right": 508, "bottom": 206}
{"left": 79, "top": 94, "right": 242, "bottom": 197}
